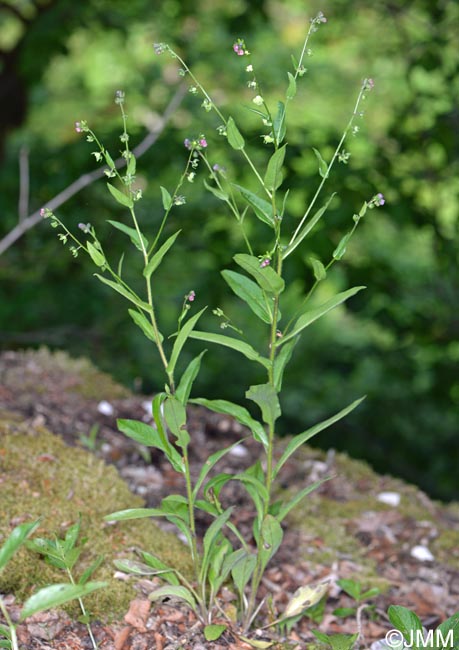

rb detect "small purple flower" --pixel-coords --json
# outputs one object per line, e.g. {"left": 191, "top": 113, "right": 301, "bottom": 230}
{"left": 199, "top": 137, "right": 207, "bottom": 148}
{"left": 316, "top": 11, "right": 327, "bottom": 23}
{"left": 75, "top": 121, "right": 83, "bottom": 133}
{"left": 184, "top": 138, "right": 192, "bottom": 150}
{"left": 233, "top": 39, "right": 248, "bottom": 56}
{"left": 260, "top": 258, "right": 271, "bottom": 268}
{"left": 40, "top": 208, "right": 46, "bottom": 218}
{"left": 187, "top": 291, "right": 196, "bottom": 302}
{"left": 114, "top": 89, "right": 125, "bottom": 104}
{"left": 153, "top": 43, "right": 167, "bottom": 55}
{"left": 375, "top": 192, "right": 385, "bottom": 206}
{"left": 364, "top": 78, "right": 375, "bottom": 91}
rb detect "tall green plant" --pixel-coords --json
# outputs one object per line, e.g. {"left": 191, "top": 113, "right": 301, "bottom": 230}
{"left": 43, "top": 12, "right": 384, "bottom": 634}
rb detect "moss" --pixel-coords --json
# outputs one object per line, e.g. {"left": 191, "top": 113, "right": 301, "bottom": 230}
{"left": 0, "top": 418, "right": 193, "bottom": 621}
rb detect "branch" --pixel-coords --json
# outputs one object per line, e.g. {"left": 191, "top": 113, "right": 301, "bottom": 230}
{"left": 0, "top": 84, "right": 187, "bottom": 256}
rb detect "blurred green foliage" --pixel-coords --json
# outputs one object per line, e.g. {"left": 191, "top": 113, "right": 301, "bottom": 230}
{"left": 0, "top": 0, "right": 458, "bottom": 500}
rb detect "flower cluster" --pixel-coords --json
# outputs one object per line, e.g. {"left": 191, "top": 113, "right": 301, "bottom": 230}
{"left": 369, "top": 192, "right": 385, "bottom": 207}
{"left": 153, "top": 42, "right": 167, "bottom": 55}
{"left": 184, "top": 136, "right": 208, "bottom": 151}
{"left": 233, "top": 38, "right": 249, "bottom": 56}
{"left": 364, "top": 78, "right": 375, "bottom": 91}
{"left": 75, "top": 120, "right": 88, "bottom": 134}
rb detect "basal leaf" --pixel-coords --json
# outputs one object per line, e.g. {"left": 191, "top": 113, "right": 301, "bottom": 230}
{"left": 277, "top": 286, "right": 365, "bottom": 345}
{"left": 204, "top": 624, "right": 227, "bottom": 641}
{"left": 20, "top": 582, "right": 107, "bottom": 620}
{"left": 231, "top": 551, "right": 256, "bottom": 598}
{"left": 234, "top": 253, "right": 285, "bottom": 295}
{"left": 148, "top": 585, "right": 198, "bottom": 613}
{"left": 222, "top": 270, "right": 272, "bottom": 324}
{"left": 140, "top": 551, "right": 180, "bottom": 585}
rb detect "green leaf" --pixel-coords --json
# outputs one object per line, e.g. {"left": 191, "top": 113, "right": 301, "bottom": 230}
{"left": 128, "top": 309, "right": 163, "bottom": 344}
{"left": 160, "top": 186, "right": 172, "bottom": 210}
{"left": 104, "top": 507, "right": 166, "bottom": 521}
{"left": 163, "top": 396, "right": 190, "bottom": 449}
{"left": 104, "top": 150, "right": 115, "bottom": 169}
{"left": 127, "top": 152, "right": 136, "bottom": 176}
{"left": 107, "top": 220, "right": 148, "bottom": 252}
{"left": 193, "top": 439, "right": 249, "bottom": 498}
{"left": 86, "top": 241, "right": 105, "bottom": 267}
{"left": 309, "top": 257, "right": 327, "bottom": 282}
{"left": 167, "top": 307, "right": 206, "bottom": 377}
{"left": 20, "top": 582, "right": 107, "bottom": 620}
{"left": 117, "top": 419, "right": 160, "bottom": 446}
{"left": 204, "top": 624, "right": 227, "bottom": 641}
{"left": 188, "top": 331, "right": 270, "bottom": 370}
{"left": 246, "top": 383, "right": 281, "bottom": 429}
{"left": 336, "top": 579, "right": 361, "bottom": 600}
{"left": 113, "top": 558, "right": 159, "bottom": 575}
{"left": 278, "top": 286, "right": 366, "bottom": 345}
{"left": 273, "top": 102, "right": 286, "bottom": 146}
{"left": 94, "top": 274, "right": 149, "bottom": 311}
{"left": 79, "top": 555, "right": 104, "bottom": 585}
{"left": 63, "top": 519, "right": 80, "bottom": 553}
{"left": 333, "top": 231, "right": 353, "bottom": 260}
{"left": 176, "top": 351, "right": 206, "bottom": 405}
{"left": 312, "top": 632, "right": 359, "bottom": 650}
{"left": 231, "top": 551, "right": 256, "bottom": 598}
{"left": 233, "top": 184, "right": 274, "bottom": 227}
{"left": 234, "top": 253, "right": 285, "bottom": 295}
{"left": 204, "top": 180, "right": 229, "bottom": 201}
{"left": 388, "top": 606, "right": 423, "bottom": 645}
{"left": 258, "top": 514, "right": 283, "bottom": 572}
{"left": 226, "top": 117, "right": 245, "bottom": 150}
{"left": 148, "top": 585, "right": 197, "bottom": 613}
{"left": 143, "top": 230, "right": 181, "bottom": 279}
{"left": 274, "top": 397, "right": 365, "bottom": 477}
{"left": 152, "top": 394, "right": 185, "bottom": 473}
{"left": 190, "top": 398, "right": 267, "bottom": 448}
{"left": 0, "top": 519, "right": 41, "bottom": 572}
{"left": 140, "top": 551, "right": 180, "bottom": 585}
{"left": 107, "top": 183, "right": 133, "bottom": 208}
{"left": 200, "top": 508, "right": 234, "bottom": 583}
{"left": 286, "top": 72, "right": 297, "bottom": 100}
{"left": 264, "top": 144, "right": 286, "bottom": 191}
{"left": 222, "top": 270, "right": 272, "bottom": 324}
{"left": 282, "top": 193, "right": 336, "bottom": 259}
{"left": 238, "top": 637, "right": 274, "bottom": 649}
{"left": 273, "top": 337, "right": 298, "bottom": 392}
{"left": 275, "top": 477, "right": 331, "bottom": 522}
{"left": 312, "top": 147, "right": 328, "bottom": 178}
{"left": 436, "top": 612, "right": 459, "bottom": 650}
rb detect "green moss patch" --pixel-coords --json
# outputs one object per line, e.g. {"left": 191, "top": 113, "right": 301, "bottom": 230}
{"left": 0, "top": 416, "right": 192, "bottom": 620}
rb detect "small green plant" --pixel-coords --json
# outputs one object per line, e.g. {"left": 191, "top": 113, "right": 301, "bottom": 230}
{"left": 387, "top": 605, "right": 459, "bottom": 650}
{"left": 334, "top": 578, "right": 381, "bottom": 618}
{"left": 27, "top": 517, "right": 104, "bottom": 649}
{"left": 312, "top": 630, "right": 359, "bottom": 650}
{"left": 79, "top": 423, "right": 100, "bottom": 452}
{"left": 0, "top": 520, "right": 106, "bottom": 650}
{"left": 42, "top": 12, "right": 384, "bottom": 635}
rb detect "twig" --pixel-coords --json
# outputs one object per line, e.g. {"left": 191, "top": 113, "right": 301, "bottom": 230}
{"left": 18, "top": 145, "right": 30, "bottom": 222}
{"left": 0, "top": 84, "right": 186, "bottom": 256}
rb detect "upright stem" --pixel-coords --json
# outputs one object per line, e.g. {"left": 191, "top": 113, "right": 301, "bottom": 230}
{"left": 66, "top": 570, "right": 98, "bottom": 650}
{"left": 0, "top": 597, "right": 18, "bottom": 650}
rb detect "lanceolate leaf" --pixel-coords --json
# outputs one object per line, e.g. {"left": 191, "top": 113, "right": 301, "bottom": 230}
{"left": 0, "top": 520, "right": 41, "bottom": 572}
{"left": 277, "top": 286, "right": 365, "bottom": 346}
{"left": 94, "top": 274, "right": 149, "bottom": 311}
{"left": 258, "top": 515, "right": 283, "bottom": 572}
{"left": 282, "top": 193, "right": 336, "bottom": 259}
{"left": 222, "top": 270, "right": 272, "bottom": 323}
{"left": 204, "top": 180, "right": 229, "bottom": 201}
{"left": 246, "top": 383, "right": 281, "bottom": 429}
{"left": 107, "top": 220, "right": 148, "bottom": 251}
{"left": 189, "top": 331, "right": 270, "bottom": 370}
{"left": 190, "top": 398, "right": 267, "bottom": 448}
{"left": 273, "top": 103, "right": 286, "bottom": 147}
{"left": 312, "top": 147, "right": 328, "bottom": 178}
{"left": 107, "top": 183, "right": 133, "bottom": 208}
{"left": 176, "top": 350, "right": 206, "bottom": 405}
{"left": 286, "top": 72, "right": 297, "bottom": 100}
{"left": 226, "top": 117, "right": 245, "bottom": 150}
{"left": 128, "top": 309, "right": 163, "bottom": 343}
{"left": 86, "top": 241, "right": 105, "bottom": 267}
{"left": 275, "top": 477, "right": 332, "bottom": 522}
{"left": 333, "top": 231, "right": 353, "bottom": 260}
{"left": 148, "top": 585, "right": 198, "bottom": 613}
{"left": 163, "top": 396, "right": 190, "bottom": 449}
{"left": 200, "top": 508, "right": 234, "bottom": 583}
{"left": 20, "top": 582, "right": 107, "bottom": 620}
{"left": 167, "top": 307, "right": 206, "bottom": 377}
{"left": 273, "top": 337, "right": 298, "bottom": 392}
{"left": 273, "top": 396, "right": 365, "bottom": 477}
{"left": 152, "top": 393, "right": 185, "bottom": 473}
{"left": 233, "top": 185, "right": 274, "bottom": 227}
{"left": 231, "top": 551, "right": 257, "bottom": 598}
{"left": 117, "top": 419, "right": 159, "bottom": 446}
{"left": 160, "top": 186, "right": 172, "bottom": 210}
{"left": 264, "top": 144, "right": 287, "bottom": 191}
{"left": 192, "top": 439, "right": 250, "bottom": 498}
{"left": 234, "top": 254, "right": 285, "bottom": 295}
{"left": 143, "top": 230, "right": 181, "bottom": 279}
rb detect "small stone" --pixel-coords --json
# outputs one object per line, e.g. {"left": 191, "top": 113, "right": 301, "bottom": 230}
{"left": 97, "top": 400, "right": 114, "bottom": 416}
{"left": 377, "top": 491, "right": 401, "bottom": 507}
{"left": 410, "top": 545, "right": 434, "bottom": 562}
{"left": 229, "top": 444, "right": 248, "bottom": 458}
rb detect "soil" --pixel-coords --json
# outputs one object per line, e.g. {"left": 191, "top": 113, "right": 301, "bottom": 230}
{"left": 0, "top": 348, "right": 458, "bottom": 650}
